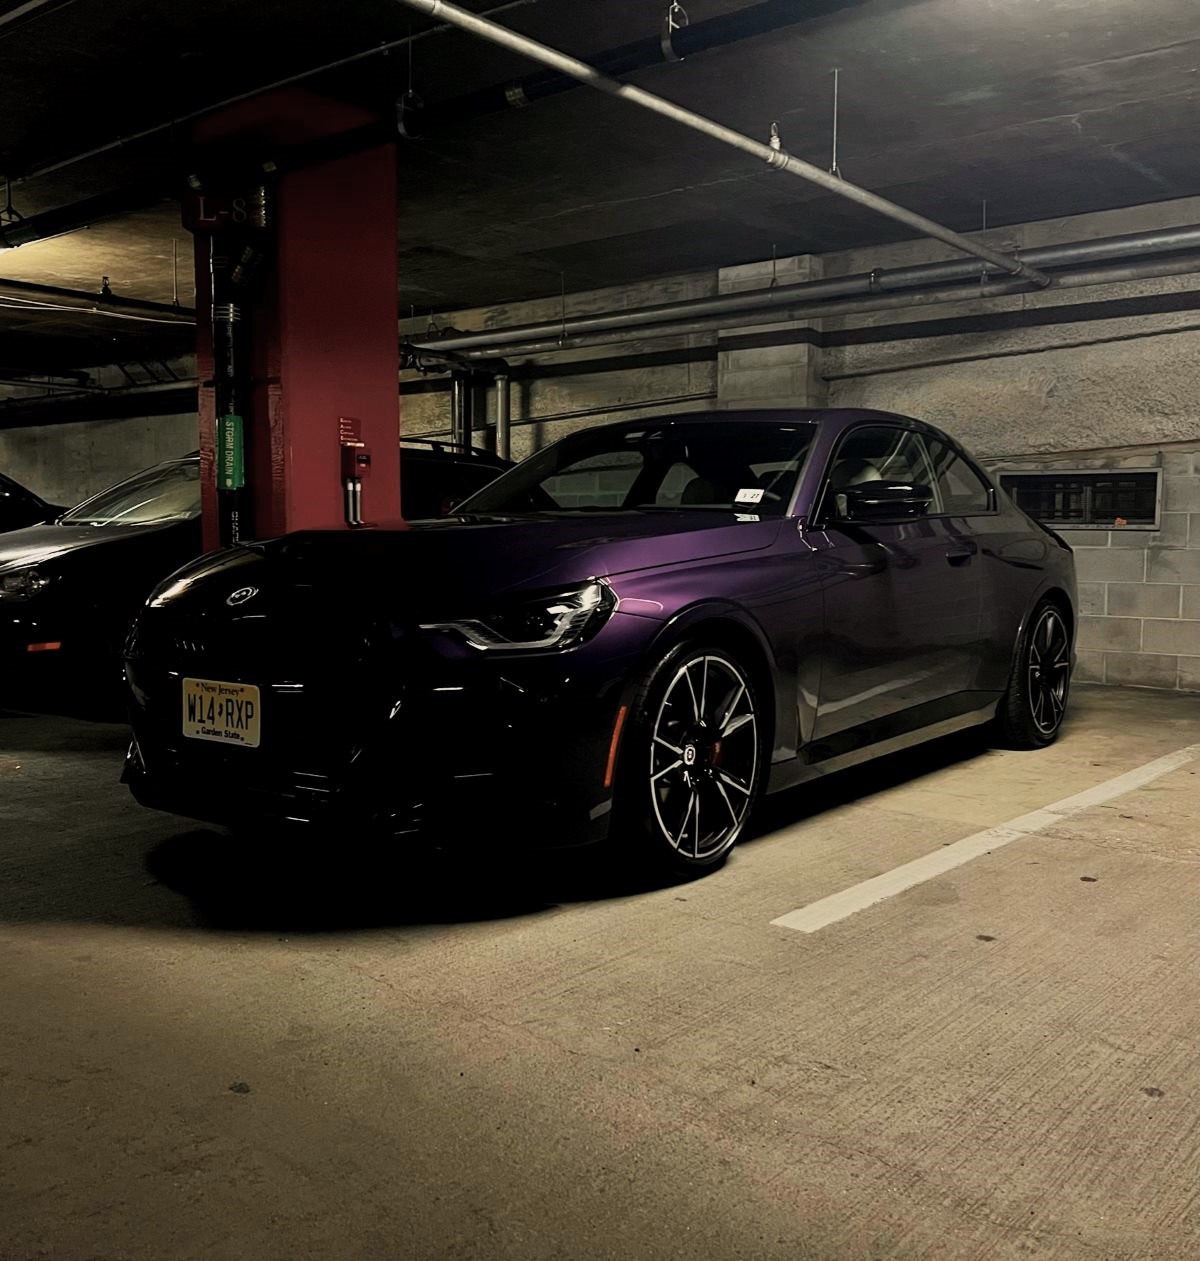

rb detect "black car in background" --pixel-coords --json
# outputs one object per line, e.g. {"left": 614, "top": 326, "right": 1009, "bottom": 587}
{"left": 0, "top": 471, "right": 62, "bottom": 533}
{"left": 395, "top": 439, "right": 513, "bottom": 518}
{"left": 1, "top": 456, "right": 203, "bottom": 704}
{"left": 0, "top": 440, "right": 511, "bottom": 709}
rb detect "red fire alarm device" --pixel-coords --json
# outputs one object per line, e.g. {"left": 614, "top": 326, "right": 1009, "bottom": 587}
{"left": 338, "top": 416, "right": 372, "bottom": 526}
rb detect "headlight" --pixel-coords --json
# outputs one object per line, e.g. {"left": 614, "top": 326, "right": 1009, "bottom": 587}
{"left": 420, "top": 580, "right": 617, "bottom": 652}
{"left": 0, "top": 567, "right": 55, "bottom": 601}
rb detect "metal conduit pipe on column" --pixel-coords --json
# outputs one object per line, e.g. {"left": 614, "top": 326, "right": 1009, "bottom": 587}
{"left": 393, "top": 0, "right": 1049, "bottom": 288}
{"left": 410, "top": 224, "right": 1200, "bottom": 356}
{"left": 437, "top": 253, "right": 1200, "bottom": 360}
{"left": 494, "top": 374, "right": 512, "bottom": 460}
{"left": 450, "top": 373, "right": 470, "bottom": 447}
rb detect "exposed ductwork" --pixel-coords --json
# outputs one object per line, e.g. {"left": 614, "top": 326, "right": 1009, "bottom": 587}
{"left": 414, "top": 253, "right": 1200, "bottom": 360}
{"left": 393, "top": 0, "right": 1049, "bottom": 289}
{"left": 410, "top": 225, "right": 1200, "bottom": 360}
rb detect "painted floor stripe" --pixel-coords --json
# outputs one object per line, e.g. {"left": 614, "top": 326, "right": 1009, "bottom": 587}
{"left": 771, "top": 742, "right": 1200, "bottom": 934}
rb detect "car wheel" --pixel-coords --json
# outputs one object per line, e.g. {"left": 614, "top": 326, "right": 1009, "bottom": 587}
{"left": 994, "top": 599, "right": 1072, "bottom": 749}
{"left": 617, "top": 643, "right": 764, "bottom": 874}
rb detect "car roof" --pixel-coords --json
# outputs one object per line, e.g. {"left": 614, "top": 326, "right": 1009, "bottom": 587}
{"left": 541, "top": 407, "right": 940, "bottom": 439}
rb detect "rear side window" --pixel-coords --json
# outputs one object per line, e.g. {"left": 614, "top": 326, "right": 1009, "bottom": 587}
{"left": 827, "top": 425, "right": 936, "bottom": 486}
{"left": 926, "top": 439, "right": 994, "bottom": 514}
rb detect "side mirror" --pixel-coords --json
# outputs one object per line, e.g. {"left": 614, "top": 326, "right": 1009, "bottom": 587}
{"left": 836, "top": 482, "right": 933, "bottom": 521}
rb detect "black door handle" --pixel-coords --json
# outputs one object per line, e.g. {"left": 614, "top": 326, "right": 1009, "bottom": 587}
{"left": 945, "top": 541, "right": 978, "bottom": 566}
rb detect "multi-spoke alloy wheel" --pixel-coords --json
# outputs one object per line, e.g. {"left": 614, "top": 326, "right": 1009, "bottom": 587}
{"left": 995, "top": 598, "right": 1073, "bottom": 749}
{"left": 628, "top": 646, "right": 761, "bottom": 870}
{"left": 1027, "top": 606, "right": 1071, "bottom": 737}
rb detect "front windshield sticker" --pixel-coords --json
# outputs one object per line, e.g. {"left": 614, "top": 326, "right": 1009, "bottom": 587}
{"left": 735, "top": 488, "right": 765, "bottom": 504}
{"left": 735, "top": 513, "right": 760, "bottom": 523}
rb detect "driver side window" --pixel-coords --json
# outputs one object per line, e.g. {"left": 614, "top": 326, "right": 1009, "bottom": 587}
{"left": 822, "top": 425, "right": 939, "bottom": 520}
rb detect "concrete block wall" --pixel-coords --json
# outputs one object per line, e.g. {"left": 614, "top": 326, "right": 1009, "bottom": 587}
{"left": 0, "top": 356, "right": 199, "bottom": 508}
{"left": 991, "top": 449, "right": 1200, "bottom": 692}
{"left": 718, "top": 255, "right": 824, "bottom": 409}
{"left": 0, "top": 411, "right": 198, "bottom": 508}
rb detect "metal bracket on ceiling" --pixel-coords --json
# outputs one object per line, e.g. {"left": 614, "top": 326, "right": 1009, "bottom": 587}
{"left": 661, "top": 2, "right": 688, "bottom": 63}
{"left": 0, "top": 175, "right": 25, "bottom": 225}
{"left": 397, "top": 28, "right": 426, "bottom": 137}
{"left": 829, "top": 67, "right": 843, "bottom": 179}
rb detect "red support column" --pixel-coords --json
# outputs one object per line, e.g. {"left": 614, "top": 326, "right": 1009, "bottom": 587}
{"left": 189, "top": 91, "right": 402, "bottom": 552}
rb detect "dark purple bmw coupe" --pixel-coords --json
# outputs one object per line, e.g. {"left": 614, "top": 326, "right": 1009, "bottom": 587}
{"left": 123, "top": 409, "right": 1076, "bottom": 872}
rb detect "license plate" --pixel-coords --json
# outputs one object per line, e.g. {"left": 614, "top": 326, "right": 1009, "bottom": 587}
{"left": 182, "top": 677, "right": 261, "bottom": 749}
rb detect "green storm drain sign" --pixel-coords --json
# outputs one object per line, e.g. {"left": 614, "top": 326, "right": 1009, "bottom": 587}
{"left": 217, "top": 414, "right": 245, "bottom": 490}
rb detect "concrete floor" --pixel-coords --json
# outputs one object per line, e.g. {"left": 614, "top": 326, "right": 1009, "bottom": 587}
{"left": 2, "top": 686, "right": 1199, "bottom": 1260}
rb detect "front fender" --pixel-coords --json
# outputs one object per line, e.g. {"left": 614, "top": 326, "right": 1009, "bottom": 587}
{"left": 615, "top": 596, "right": 808, "bottom": 774}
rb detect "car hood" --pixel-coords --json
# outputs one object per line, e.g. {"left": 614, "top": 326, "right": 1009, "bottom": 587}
{"left": 0, "top": 521, "right": 187, "bottom": 574}
{"left": 147, "top": 512, "right": 784, "bottom": 617}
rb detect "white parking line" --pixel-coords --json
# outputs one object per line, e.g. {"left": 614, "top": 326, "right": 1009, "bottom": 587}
{"left": 770, "top": 743, "right": 1200, "bottom": 934}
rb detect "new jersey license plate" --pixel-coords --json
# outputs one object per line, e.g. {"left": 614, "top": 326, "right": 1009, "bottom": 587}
{"left": 182, "top": 677, "right": 261, "bottom": 749}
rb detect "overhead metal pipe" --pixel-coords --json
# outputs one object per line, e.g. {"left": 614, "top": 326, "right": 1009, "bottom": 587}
{"left": 0, "top": 274, "right": 195, "bottom": 323}
{"left": 393, "top": 0, "right": 1049, "bottom": 288}
{"left": 3, "top": 0, "right": 848, "bottom": 248}
{"left": 434, "top": 0, "right": 872, "bottom": 126}
{"left": 435, "top": 253, "right": 1200, "bottom": 361}
{"left": 0, "top": 0, "right": 75, "bottom": 33}
{"left": 413, "top": 224, "right": 1200, "bottom": 356}
{"left": 8, "top": 0, "right": 547, "bottom": 187}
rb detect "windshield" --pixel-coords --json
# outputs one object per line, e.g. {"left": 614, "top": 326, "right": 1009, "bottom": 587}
{"left": 60, "top": 460, "right": 201, "bottom": 527}
{"left": 459, "top": 420, "right": 816, "bottom": 518}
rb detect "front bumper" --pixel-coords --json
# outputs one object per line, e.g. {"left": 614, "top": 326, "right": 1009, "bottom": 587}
{"left": 122, "top": 618, "right": 650, "bottom": 847}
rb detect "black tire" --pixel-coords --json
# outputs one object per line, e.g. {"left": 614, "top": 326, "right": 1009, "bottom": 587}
{"left": 994, "top": 599, "right": 1073, "bottom": 749}
{"left": 614, "top": 642, "right": 765, "bottom": 874}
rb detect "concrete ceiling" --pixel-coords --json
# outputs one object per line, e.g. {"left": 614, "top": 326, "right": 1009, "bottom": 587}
{"left": 0, "top": 0, "right": 1197, "bottom": 372}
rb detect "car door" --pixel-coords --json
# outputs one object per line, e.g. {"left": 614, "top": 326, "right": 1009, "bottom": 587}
{"left": 807, "top": 423, "right": 984, "bottom": 745}
{"left": 922, "top": 433, "right": 1011, "bottom": 692}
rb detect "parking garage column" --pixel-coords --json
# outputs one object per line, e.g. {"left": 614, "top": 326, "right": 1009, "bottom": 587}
{"left": 717, "top": 255, "right": 826, "bottom": 410}
{"left": 187, "top": 90, "right": 402, "bottom": 550}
